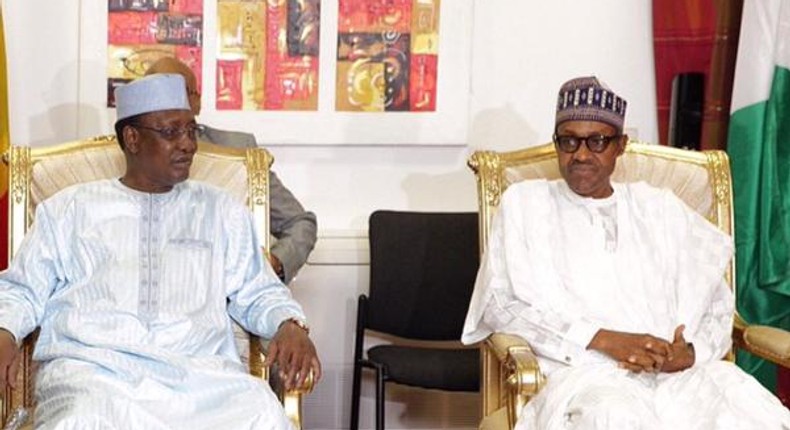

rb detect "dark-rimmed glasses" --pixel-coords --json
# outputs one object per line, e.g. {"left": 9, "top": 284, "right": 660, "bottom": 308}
{"left": 133, "top": 123, "right": 204, "bottom": 141}
{"left": 553, "top": 134, "right": 621, "bottom": 154}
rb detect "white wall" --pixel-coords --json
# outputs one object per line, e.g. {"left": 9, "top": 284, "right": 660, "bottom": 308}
{"left": 3, "top": 1, "right": 657, "bottom": 429}
{"left": 3, "top": 0, "right": 81, "bottom": 147}
{"left": 468, "top": 0, "right": 658, "bottom": 151}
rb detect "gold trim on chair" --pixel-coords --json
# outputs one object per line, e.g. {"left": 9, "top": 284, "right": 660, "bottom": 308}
{"left": 245, "top": 147, "right": 272, "bottom": 251}
{"left": 485, "top": 334, "right": 544, "bottom": 425}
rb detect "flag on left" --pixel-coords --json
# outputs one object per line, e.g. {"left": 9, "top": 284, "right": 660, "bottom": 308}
{"left": 0, "top": 5, "right": 11, "bottom": 271}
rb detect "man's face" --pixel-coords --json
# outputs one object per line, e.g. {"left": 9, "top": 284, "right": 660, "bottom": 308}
{"left": 555, "top": 120, "right": 626, "bottom": 199}
{"left": 124, "top": 109, "right": 198, "bottom": 192}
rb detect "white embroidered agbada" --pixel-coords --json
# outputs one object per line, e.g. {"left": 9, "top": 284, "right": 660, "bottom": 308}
{"left": 0, "top": 179, "right": 305, "bottom": 430}
{"left": 462, "top": 179, "right": 790, "bottom": 429}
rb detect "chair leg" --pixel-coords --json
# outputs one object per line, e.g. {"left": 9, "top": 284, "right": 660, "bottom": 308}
{"left": 350, "top": 361, "right": 362, "bottom": 430}
{"left": 350, "top": 296, "right": 368, "bottom": 430}
{"left": 375, "top": 366, "right": 385, "bottom": 430}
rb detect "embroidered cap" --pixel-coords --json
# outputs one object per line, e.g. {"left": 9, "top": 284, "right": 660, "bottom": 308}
{"left": 114, "top": 73, "right": 191, "bottom": 121}
{"left": 555, "top": 76, "right": 627, "bottom": 132}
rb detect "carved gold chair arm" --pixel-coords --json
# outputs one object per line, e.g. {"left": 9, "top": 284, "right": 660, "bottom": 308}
{"left": 737, "top": 321, "right": 790, "bottom": 369}
{"left": 486, "top": 333, "right": 545, "bottom": 427}
{"left": 261, "top": 355, "right": 315, "bottom": 430}
{"left": 282, "top": 371, "right": 315, "bottom": 430}
{"left": 2, "top": 407, "right": 31, "bottom": 430}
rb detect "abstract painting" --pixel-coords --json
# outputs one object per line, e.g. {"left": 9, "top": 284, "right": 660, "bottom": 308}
{"left": 216, "top": 0, "right": 320, "bottom": 111}
{"left": 336, "top": 0, "right": 440, "bottom": 112}
{"left": 107, "top": 0, "right": 203, "bottom": 107}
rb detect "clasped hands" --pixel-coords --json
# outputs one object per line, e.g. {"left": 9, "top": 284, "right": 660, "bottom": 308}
{"left": 588, "top": 325, "right": 695, "bottom": 373}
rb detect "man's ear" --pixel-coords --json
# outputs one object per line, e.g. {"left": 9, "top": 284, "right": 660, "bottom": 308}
{"left": 123, "top": 125, "right": 141, "bottom": 154}
{"left": 615, "top": 133, "right": 628, "bottom": 156}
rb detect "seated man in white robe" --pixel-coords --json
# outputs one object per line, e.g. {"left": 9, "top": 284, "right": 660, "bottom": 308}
{"left": 462, "top": 76, "right": 790, "bottom": 429}
{"left": 0, "top": 74, "right": 320, "bottom": 430}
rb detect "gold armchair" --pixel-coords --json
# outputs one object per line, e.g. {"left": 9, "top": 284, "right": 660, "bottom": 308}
{"left": 2, "top": 136, "right": 312, "bottom": 429}
{"left": 468, "top": 141, "right": 790, "bottom": 429}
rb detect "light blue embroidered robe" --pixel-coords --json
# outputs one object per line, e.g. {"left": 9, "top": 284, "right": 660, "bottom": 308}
{"left": 0, "top": 179, "right": 306, "bottom": 429}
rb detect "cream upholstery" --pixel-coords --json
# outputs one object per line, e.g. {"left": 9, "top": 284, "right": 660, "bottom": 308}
{"left": 471, "top": 142, "right": 730, "bottom": 255}
{"left": 26, "top": 140, "right": 249, "bottom": 206}
{"left": 2, "top": 136, "right": 311, "bottom": 429}
{"left": 742, "top": 325, "right": 790, "bottom": 368}
{"left": 468, "top": 141, "right": 790, "bottom": 429}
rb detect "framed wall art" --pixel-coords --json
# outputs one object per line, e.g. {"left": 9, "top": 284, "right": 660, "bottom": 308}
{"left": 79, "top": 0, "right": 473, "bottom": 145}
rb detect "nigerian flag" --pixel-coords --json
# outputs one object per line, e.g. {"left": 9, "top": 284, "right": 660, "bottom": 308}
{"left": 727, "top": 0, "right": 790, "bottom": 391}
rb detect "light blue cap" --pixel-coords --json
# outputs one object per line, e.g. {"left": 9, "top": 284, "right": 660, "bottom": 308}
{"left": 114, "top": 73, "right": 191, "bottom": 121}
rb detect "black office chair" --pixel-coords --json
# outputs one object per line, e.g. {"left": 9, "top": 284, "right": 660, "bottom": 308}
{"left": 350, "top": 210, "right": 481, "bottom": 430}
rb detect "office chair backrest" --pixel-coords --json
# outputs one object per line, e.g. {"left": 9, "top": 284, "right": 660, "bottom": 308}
{"left": 367, "top": 210, "right": 479, "bottom": 341}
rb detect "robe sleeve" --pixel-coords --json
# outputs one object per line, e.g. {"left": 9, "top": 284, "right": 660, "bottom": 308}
{"left": 462, "top": 183, "right": 605, "bottom": 366}
{"left": 223, "top": 196, "right": 307, "bottom": 339}
{"left": 686, "top": 277, "right": 734, "bottom": 364}
{"left": 0, "top": 201, "right": 65, "bottom": 342}
{"left": 667, "top": 190, "right": 735, "bottom": 364}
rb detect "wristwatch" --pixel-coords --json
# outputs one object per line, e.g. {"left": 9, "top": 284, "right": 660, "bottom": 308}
{"left": 281, "top": 317, "right": 310, "bottom": 335}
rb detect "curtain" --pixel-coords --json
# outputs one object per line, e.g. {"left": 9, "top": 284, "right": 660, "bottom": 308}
{"left": 653, "top": 0, "right": 743, "bottom": 150}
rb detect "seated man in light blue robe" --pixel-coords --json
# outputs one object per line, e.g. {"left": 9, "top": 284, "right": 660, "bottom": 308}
{"left": 0, "top": 73, "right": 320, "bottom": 430}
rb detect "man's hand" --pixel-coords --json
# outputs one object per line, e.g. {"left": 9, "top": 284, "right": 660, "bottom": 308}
{"left": 263, "top": 320, "right": 321, "bottom": 390}
{"left": 266, "top": 252, "right": 286, "bottom": 282}
{"left": 0, "top": 329, "right": 20, "bottom": 391}
{"left": 588, "top": 329, "right": 673, "bottom": 373}
{"left": 661, "top": 325, "right": 695, "bottom": 373}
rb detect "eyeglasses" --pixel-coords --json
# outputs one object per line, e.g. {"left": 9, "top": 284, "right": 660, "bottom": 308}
{"left": 133, "top": 123, "right": 204, "bottom": 141}
{"left": 553, "top": 134, "right": 621, "bottom": 153}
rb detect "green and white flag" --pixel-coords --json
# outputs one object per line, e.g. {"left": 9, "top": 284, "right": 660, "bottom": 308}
{"left": 727, "top": 0, "right": 790, "bottom": 391}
